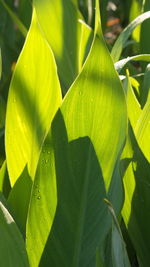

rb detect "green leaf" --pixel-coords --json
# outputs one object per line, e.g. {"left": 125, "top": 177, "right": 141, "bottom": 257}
{"left": 115, "top": 54, "right": 150, "bottom": 73}
{"left": 123, "top": 66, "right": 149, "bottom": 163}
{"left": 0, "top": 196, "right": 29, "bottom": 267}
{"left": 106, "top": 201, "right": 131, "bottom": 267}
{"left": 0, "top": 161, "right": 11, "bottom": 198}
{"left": 78, "top": 20, "right": 93, "bottom": 71}
{"left": 61, "top": 36, "right": 127, "bottom": 191}
{"left": 0, "top": 0, "right": 27, "bottom": 37}
{"left": 26, "top": 3, "right": 127, "bottom": 266}
{"left": 8, "top": 167, "right": 32, "bottom": 236}
{"left": 122, "top": 73, "right": 150, "bottom": 266}
{"left": 0, "top": 95, "right": 6, "bottom": 129}
{"left": 0, "top": 48, "right": 2, "bottom": 79}
{"left": 111, "top": 11, "right": 150, "bottom": 62}
{"left": 141, "top": 63, "right": 150, "bottom": 107}
{"left": 40, "top": 119, "right": 108, "bottom": 266}
{"left": 17, "top": 0, "right": 32, "bottom": 28}
{"left": 123, "top": 74, "right": 141, "bottom": 129}
{"left": 140, "top": 0, "right": 150, "bottom": 54}
{"left": 33, "top": 0, "right": 83, "bottom": 93}
{"left": 129, "top": 0, "right": 142, "bottom": 42}
{"left": 135, "top": 94, "right": 150, "bottom": 162}
{"left": 5, "top": 9, "right": 62, "bottom": 186}
{"left": 122, "top": 126, "right": 150, "bottom": 267}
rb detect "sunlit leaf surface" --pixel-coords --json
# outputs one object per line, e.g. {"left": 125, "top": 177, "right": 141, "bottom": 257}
{"left": 5, "top": 10, "right": 62, "bottom": 185}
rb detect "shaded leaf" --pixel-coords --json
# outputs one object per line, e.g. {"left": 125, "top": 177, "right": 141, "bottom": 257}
{"left": 111, "top": 11, "right": 150, "bottom": 62}
{"left": 0, "top": 196, "right": 29, "bottom": 267}
{"left": 115, "top": 54, "right": 150, "bottom": 73}
{"left": 0, "top": 161, "right": 11, "bottom": 198}
{"left": 141, "top": 63, "right": 150, "bottom": 107}
{"left": 0, "top": 0, "right": 27, "bottom": 37}
{"left": 105, "top": 200, "right": 131, "bottom": 267}
{"left": 8, "top": 166, "right": 32, "bottom": 236}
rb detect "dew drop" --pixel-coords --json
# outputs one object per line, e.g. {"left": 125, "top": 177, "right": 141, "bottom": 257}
{"left": 37, "top": 196, "right": 41, "bottom": 200}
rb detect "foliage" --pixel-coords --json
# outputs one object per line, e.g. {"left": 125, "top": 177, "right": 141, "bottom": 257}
{"left": 0, "top": 0, "right": 150, "bottom": 266}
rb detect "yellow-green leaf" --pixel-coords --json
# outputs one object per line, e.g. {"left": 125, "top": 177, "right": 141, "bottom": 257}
{"left": 5, "top": 9, "right": 62, "bottom": 186}
{"left": 33, "top": 0, "right": 83, "bottom": 93}
{"left": 26, "top": 2, "right": 127, "bottom": 265}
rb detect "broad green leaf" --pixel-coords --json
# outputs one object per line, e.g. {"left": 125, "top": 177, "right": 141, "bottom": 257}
{"left": 96, "top": 247, "right": 105, "bottom": 267}
{"left": 5, "top": 9, "right": 62, "bottom": 185}
{"left": 122, "top": 126, "right": 150, "bottom": 267}
{"left": 33, "top": 0, "right": 82, "bottom": 93}
{"left": 105, "top": 200, "right": 131, "bottom": 267}
{"left": 111, "top": 217, "right": 131, "bottom": 267}
{"left": 123, "top": 74, "right": 141, "bottom": 129}
{"left": 100, "top": 0, "right": 109, "bottom": 31}
{"left": 135, "top": 95, "right": 150, "bottom": 162}
{"left": 141, "top": 63, "right": 150, "bottom": 107}
{"left": 123, "top": 66, "right": 149, "bottom": 163}
{"left": 61, "top": 36, "right": 127, "bottom": 191}
{"left": 0, "top": 95, "right": 6, "bottom": 128}
{"left": 0, "top": 48, "right": 2, "bottom": 79}
{"left": 0, "top": 196, "right": 29, "bottom": 266}
{"left": 0, "top": 161, "right": 6, "bottom": 192}
{"left": 26, "top": 1, "right": 127, "bottom": 265}
{"left": 96, "top": 200, "right": 131, "bottom": 267}
{"left": 129, "top": 0, "right": 142, "bottom": 42}
{"left": 0, "top": 0, "right": 27, "bottom": 37}
{"left": 72, "top": 0, "right": 78, "bottom": 8}
{"left": 26, "top": 130, "right": 57, "bottom": 267}
{"left": 107, "top": 154, "right": 124, "bottom": 215}
{"left": 115, "top": 54, "right": 150, "bottom": 73}
{"left": 78, "top": 20, "right": 93, "bottom": 71}
{"left": 0, "top": 161, "right": 11, "bottom": 198}
{"left": 40, "top": 122, "right": 108, "bottom": 266}
{"left": 140, "top": 0, "right": 150, "bottom": 54}
{"left": 8, "top": 167, "right": 32, "bottom": 236}
{"left": 59, "top": 1, "right": 127, "bottom": 191}
{"left": 17, "top": 0, "right": 32, "bottom": 28}
{"left": 122, "top": 74, "right": 150, "bottom": 266}
{"left": 111, "top": 11, "right": 150, "bottom": 62}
